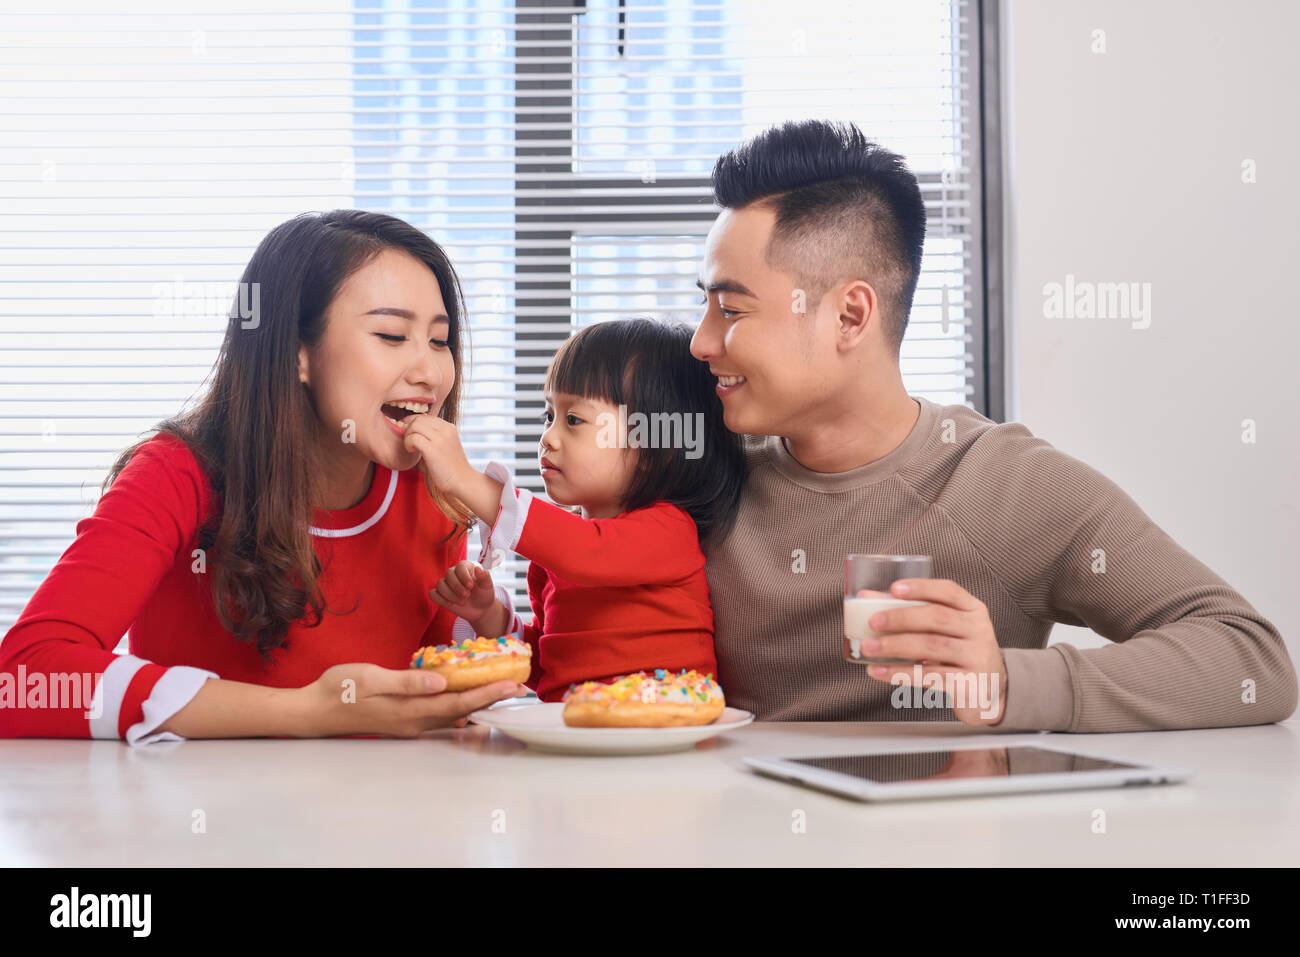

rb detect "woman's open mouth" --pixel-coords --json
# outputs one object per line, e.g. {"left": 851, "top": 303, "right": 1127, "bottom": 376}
{"left": 381, "top": 400, "right": 430, "bottom": 435}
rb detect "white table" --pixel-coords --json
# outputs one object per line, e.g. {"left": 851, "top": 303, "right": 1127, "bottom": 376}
{"left": 2, "top": 715, "right": 1297, "bottom": 866}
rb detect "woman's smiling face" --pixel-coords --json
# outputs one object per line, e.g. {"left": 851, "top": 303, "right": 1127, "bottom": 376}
{"left": 298, "top": 247, "right": 456, "bottom": 474}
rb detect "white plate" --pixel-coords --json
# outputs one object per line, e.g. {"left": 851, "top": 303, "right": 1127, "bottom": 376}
{"left": 467, "top": 702, "right": 755, "bottom": 755}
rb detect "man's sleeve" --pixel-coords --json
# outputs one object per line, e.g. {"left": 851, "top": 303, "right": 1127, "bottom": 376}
{"left": 0, "top": 435, "right": 219, "bottom": 745}
{"left": 957, "top": 425, "right": 1297, "bottom": 733}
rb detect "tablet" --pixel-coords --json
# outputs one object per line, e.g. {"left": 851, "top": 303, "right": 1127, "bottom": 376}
{"left": 743, "top": 744, "right": 1193, "bottom": 802}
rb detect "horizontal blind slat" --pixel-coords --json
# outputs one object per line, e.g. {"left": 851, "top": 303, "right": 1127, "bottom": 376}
{"left": 1, "top": 0, "right": 980, "bottom": 627}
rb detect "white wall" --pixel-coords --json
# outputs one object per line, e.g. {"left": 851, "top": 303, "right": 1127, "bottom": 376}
{"left": 1002, "top": 0, "right": 1299, "bottom": 655}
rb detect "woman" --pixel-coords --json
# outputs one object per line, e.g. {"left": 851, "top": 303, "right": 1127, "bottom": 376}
{"left": 0, "top": 210, "right": 525, "bottom": 744}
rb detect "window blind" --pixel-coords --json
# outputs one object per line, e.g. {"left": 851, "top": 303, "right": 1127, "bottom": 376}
{"left": 0, "top": 0, "right": 984, "bottom": 632}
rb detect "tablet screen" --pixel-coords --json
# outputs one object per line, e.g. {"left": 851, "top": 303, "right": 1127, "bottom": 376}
{"left": 787, "top": 746, "right": 1143, "bottom": 784}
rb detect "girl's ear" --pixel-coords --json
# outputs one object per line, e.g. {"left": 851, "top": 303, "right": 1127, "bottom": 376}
{"left": 297, "top": 343, "right": 310, "bottom": 386}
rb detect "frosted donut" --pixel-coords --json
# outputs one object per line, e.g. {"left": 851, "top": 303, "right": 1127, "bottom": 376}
{"left": 562, "top": 669, "right": 725, "bottom": 728}
{"left": 409, "top": 636, "right": 531, "bottom": 691}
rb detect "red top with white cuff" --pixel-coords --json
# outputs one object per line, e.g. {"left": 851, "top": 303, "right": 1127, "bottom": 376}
{"left": 476, "top": 462, "right": 718, "bottom": 702}
{"left": 0, "top": 432, "right": 468, "bottom": 745}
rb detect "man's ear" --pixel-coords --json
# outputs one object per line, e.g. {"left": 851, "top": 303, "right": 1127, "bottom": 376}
{"left": 297, "top": 343, "right": 310, "bottom": 386}
{"left": 836, "top": 279, "right": 878, "bottom": 349}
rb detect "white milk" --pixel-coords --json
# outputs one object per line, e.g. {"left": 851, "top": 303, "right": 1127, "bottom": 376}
{"left": 843, "top": 597, "right": 929, "bottom": 662}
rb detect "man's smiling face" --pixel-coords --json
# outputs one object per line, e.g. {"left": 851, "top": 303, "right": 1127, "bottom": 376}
{"left": 690, "top": 203, "right": 843, "bottom": 437}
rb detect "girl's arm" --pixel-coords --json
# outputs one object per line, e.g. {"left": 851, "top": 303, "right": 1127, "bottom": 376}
{"left": 426, "top": 554, "right": 520, "bottom": 640}
{"left": 473, "top": 462, "right": 704, "bottom": 587}
{"left": 465, "top": 598, "right": 513, "bottom": 639}
{"left": 404, "top": 417, "right": 705, "bottom": 586}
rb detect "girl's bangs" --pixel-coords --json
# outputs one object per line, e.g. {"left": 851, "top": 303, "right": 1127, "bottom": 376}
{"left": 545, "top": 327, "right": 630, "bottom": 405}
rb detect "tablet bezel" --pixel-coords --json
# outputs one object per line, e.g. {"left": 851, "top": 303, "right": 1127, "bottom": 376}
{"left": 743, "top": 743, "right": 1193, "bottom": 802}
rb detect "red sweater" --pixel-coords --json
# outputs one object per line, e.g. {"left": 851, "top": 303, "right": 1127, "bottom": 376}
{"left": 0, "top": 432, "right": 467, "bottom": 744}
{"left": 479, "top": 462, "right": 717, "bottom": 702}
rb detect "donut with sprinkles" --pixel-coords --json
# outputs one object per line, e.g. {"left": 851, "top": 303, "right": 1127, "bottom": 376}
{"left": 561, "top": 669, "right": 724, "bottom": 727}
{"left": 409, "top": 636, "right": 531, "bottom": 691}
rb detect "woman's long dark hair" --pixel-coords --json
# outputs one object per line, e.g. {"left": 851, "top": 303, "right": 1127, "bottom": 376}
{"left": 545, "top": 317, "right": 747, "bottom": 549}
{"left": 102, "top": 210, "right": 473, "bottom": 664}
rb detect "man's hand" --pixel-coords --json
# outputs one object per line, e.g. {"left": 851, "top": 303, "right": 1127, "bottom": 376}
{"left": 860, "top": 579, "right": 1008, "bottom": 727}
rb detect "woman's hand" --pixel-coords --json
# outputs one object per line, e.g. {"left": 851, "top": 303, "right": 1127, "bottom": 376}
{"left": 430, "top": 560, "right": 500, "bottom": 623}
{"left": 860, "top": 579, "right": 1009, "bottom": 728}
{"left": 292, "top": 662, "right": 524, "bottom": 739}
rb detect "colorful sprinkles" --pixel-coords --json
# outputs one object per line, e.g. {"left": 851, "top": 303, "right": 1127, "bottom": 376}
{"left": 410, "top": 635, "right": 531, "bottom": 669}
{"left": 562, "top": 669, "right": 722, "bottom": 708}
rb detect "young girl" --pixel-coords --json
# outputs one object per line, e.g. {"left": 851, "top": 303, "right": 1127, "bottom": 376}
{"left": 402, "top": 318, "right": 747, "bottom": 702}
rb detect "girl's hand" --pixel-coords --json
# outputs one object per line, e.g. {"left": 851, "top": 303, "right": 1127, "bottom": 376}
{"left": 429, "top": 560, "right": 500, "bottom": 622}
{"left": 293, "top": 662, "right": 524, "bottom": 738}
{"left": 402, "top": 413, "right": 507, "bottom": 523}
{"left": 402, "top": 414, "right": 473, "bottom": 496}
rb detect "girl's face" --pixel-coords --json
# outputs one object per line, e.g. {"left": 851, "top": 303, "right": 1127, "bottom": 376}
{"left": 298, "top": 247, "right": 456, "bottom": 474}
{"left": 539, "top": 390, "right": 637, "bottom": 519}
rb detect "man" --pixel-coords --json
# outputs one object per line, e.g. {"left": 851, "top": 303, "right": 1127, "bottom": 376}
{"left": 691, "top": 119, "right": 1296, "bottom": 731}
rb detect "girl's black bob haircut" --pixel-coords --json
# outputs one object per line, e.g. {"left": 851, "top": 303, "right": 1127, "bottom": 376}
{"left": 544, "top": 317, "right": 747, "bottom": 549}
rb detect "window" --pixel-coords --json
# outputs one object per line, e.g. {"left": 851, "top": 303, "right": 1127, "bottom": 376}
{"left": 0, "top": 0, "right": 994, "bottom": 631}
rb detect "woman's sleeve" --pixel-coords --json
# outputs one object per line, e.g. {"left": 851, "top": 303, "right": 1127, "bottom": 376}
{"left": 0, "top": 435, "right": 219, "bottom": 745}
{"left": 474, "top": 461, "right": 704, "bottom": 587}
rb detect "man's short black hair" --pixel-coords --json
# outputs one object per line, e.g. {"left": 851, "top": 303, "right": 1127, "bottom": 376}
{"left": 711, "top": 119, "right": 926, "bottom": 352}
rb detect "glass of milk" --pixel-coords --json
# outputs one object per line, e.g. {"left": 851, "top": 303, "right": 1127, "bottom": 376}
{"left": 843, "top": 554, "right": 933, "bottom": 665}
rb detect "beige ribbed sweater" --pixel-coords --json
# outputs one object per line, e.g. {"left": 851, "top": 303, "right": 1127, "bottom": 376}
{"left": 704, "top": 396, "right": 1297, "bottom": 732}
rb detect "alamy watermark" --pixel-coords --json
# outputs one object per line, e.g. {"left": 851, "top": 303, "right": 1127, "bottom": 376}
{"left": 49, "top": 887, "right": 151, "bottom": 937}
{"left": 595, "top": 404, "right": 705, "bottom": 460}
{"left": 0, "top": 667, "right": 102, "bottom": 718}
{"left": 152, "top": 276, "right": 261, "bottom": 329}
{"left": 1042, "top": 274, "right": 1151, "bottom": 329}
{"left": 888, "top": 666, "right": 1002, "bottom": 721}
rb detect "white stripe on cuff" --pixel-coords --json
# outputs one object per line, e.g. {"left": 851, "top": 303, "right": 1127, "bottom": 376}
{"left": 479, "top": 461, "right": 534, "bottom": 567}
{"left": 451, "top": 616, "right": 477, "bottom": 644}
{"left": 88, "top": 654, "right": 149, "bottom": 739}
{"left": 125, "top": 665, "right": 220, "bottom": 746}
